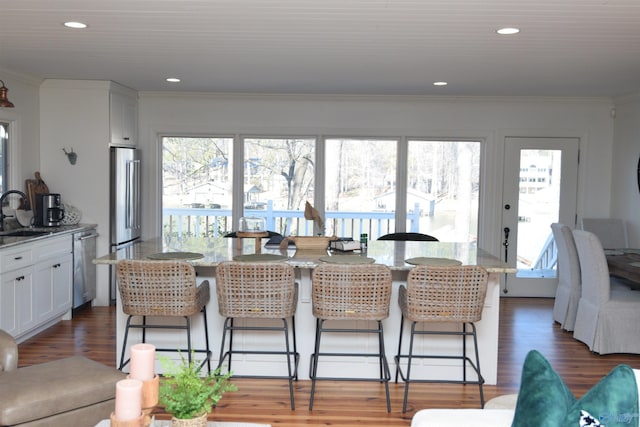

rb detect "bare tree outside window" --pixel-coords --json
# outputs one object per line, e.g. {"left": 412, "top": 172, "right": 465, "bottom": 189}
{"left": 325, "top": 138, "right": 398, "bottom": 238}
{"left": 243, "top": 137, "right": 315, "bottom": 235}
{"left": 407, "top": 140, "right": 480, "bottom": 242}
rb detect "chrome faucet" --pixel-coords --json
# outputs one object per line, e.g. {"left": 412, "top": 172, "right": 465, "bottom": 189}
{"left": 0, "top": 190, "right": 27, "bottom": 231}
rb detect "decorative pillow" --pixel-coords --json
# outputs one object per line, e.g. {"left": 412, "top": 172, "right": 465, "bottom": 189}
{"left": 511, "top": 350, "right": 638, "bottom": 427}
{"left": 562, "top": 363, "right": 638, "bottom": 427}
{"left": 510, "top": 350, "right": 576, "bottom": 426}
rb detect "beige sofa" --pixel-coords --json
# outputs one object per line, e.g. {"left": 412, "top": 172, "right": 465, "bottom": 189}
{"left": 0, "top": 329, "right": 125, "bottom": 427}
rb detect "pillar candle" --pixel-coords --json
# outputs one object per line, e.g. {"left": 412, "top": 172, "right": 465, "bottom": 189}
{"left": 129, "top": 343, "right": 156, "bottom": 381}
{"left": 115, "top": 379, "right": 143, "bottom": 421}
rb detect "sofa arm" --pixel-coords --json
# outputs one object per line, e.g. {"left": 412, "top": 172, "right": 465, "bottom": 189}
{"left": 0, "top": 329, "right": 18, "bottom": 372}
{"left": 412, "top": 409, "right": 514, "bottom": 427}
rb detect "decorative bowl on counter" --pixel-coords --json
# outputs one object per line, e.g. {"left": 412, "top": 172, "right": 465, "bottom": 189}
{"left": 61, "top": 203, "right": 82, "bottom": 225}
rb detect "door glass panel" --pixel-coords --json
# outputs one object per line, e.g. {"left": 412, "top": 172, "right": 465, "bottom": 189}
{"left": 516, "top": 149, "right": 561, "bottom": 278}
{"left": 407, "top": 140, "right": 480, "bottom": 242}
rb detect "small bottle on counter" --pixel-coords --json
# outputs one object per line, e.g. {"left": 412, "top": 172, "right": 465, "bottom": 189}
{"left": 360, "top": 233, "right": 368, "bottom": 252}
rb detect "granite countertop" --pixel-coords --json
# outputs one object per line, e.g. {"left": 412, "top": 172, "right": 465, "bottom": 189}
{"left": 0, "top": 223, "right": 97, "bottom": 249}
{"left": 94, "top": 236, "right": 516, "bottom": 273}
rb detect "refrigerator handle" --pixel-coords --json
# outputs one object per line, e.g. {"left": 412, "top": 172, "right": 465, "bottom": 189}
{"left": 126, "top": 159, "right": 141, "bottom": 230}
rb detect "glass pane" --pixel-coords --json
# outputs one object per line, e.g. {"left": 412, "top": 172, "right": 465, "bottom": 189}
{"left": 516, "top": 149, "right": 561, "bottom": 278}
{"left": 325, "top": 138, "right": 397, "bottom": 239}
{"left": 243, "top": 137, "right": 316, "bottom": 236}
{"left": 161, "top": 136, "right": 233, "bottom": 239}
{"left": 407, "top": 140, "right": 480, "bottom": 242}
{"left": 0, "top": 122, "right": 7, "bottom": 193}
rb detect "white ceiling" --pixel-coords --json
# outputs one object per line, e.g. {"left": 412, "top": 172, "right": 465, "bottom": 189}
{"left": 1, "top": 0, "right": 640, "bottom": 97}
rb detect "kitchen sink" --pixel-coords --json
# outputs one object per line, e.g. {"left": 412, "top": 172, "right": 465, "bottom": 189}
{"left": 0, "top": 230, "right": 49, "bottom": 237}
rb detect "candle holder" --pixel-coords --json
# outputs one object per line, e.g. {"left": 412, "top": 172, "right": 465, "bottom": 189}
{"left": 128, "top": 374, "right": 159, "bottom": 427}
{"left": 141, "top": 375, "right": 159, "bottom": 427}
{"left": 110, "top": 412, "right": 145, "bottom": 427}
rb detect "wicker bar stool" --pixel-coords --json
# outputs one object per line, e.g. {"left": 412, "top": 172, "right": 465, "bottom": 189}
{"left": 395, "top": 265, "right": 489, "bottom": 413}
{"left": 116, "top": 260, "right": 212, "bottom": 373}
{"left": 309, "top": 263, "right": 393, "bottom": 412}
{"left": 215, "top": 261, "right": 299, "bottom": 409}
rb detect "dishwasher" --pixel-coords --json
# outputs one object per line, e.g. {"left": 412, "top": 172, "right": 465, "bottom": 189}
{"left": 73, "top": 229, "right": 99, "bottom": 311}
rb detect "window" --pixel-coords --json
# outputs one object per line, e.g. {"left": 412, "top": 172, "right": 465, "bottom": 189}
{"left": 160, "top": 134, "right": 483, "bottom": 244}
{"left": 0, "top": 122, "right": 7, "bottom": 193}
{"left": 407, "top": 140, "right": 481, "bottom": 242}
{"left": 161, "top": 136, "right": 233, "bottom": 238}
{"left": 242, "top": 137, "right": 316, "bottom": 235}
{"left": 325, "top": 138, "right": 398, "bottom": 238}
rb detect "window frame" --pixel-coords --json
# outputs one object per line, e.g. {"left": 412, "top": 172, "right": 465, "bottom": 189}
{"left": 159, "top": 133, "right": 486, "bottom": 242}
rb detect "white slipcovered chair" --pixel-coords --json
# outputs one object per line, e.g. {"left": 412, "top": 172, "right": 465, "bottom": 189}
{"left": 580, "top": 218, "right": 628, "bottom": 249}
{"left": 551, "top": 223, "right": 581, "bottom": 331}
{"left": 572, "top": 230, "right": 640, "bottom": 354}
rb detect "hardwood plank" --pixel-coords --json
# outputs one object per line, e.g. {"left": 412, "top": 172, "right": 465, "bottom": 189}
{"left": 15, "top": 298, "right": 640, "bottom": 426}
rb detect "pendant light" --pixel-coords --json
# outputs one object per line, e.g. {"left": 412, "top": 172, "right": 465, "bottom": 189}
{"left": 0, "top": 80, "right": 15, "bottom": 108}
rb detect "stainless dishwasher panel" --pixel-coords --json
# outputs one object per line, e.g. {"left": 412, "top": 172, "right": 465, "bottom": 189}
{"left": 73, "top": 229, "right": 98, "bottom": 309}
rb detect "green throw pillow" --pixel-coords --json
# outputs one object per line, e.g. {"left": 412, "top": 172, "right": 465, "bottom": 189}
{"left": 511, "top": 350, "right": 638, "bottom": 427}
{"left": 511, "top": 350, "right": 576, "bottom": 426}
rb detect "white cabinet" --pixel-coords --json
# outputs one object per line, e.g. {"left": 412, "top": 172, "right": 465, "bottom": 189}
{"left": 110, "top": 90, "right": 138, "bottom": 146}
{"left": 0, "top": 234, "right": 72, "bottom": 340}
{"left": 0, "top": 266, "right": 35, "bottom": 337}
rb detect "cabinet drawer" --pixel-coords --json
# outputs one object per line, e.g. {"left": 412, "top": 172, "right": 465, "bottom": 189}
{"left": 33, "top": 235, "right": 72, "bottom": 262}
{"left": 0, "top": 247, "right": 34, "bottom": 272}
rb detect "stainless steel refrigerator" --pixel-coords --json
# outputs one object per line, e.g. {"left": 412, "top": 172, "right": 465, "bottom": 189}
{"left": 109, "top": 146, "right": 141, "bottom": 303}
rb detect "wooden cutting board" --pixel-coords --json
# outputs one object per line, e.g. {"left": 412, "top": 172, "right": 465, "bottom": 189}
{"left": 25, "top": 171, "right": 49, "bottom": 211}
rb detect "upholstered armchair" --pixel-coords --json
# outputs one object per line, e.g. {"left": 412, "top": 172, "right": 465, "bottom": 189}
{"left": 0, "top": 329, "right": 18, "bottom": 373}
{"left": 0, "top": 329, "right": 125, "bottom": 427}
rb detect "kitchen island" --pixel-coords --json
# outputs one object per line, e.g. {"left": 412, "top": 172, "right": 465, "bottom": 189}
{"left": 95, "top": 237, "right": 514, "bottom": 384}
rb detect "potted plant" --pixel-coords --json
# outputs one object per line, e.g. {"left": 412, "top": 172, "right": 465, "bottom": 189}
{"left": 158, "top": 354, "right": 237, "bottom": 427}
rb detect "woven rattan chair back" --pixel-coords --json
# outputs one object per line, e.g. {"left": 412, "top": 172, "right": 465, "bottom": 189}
{"left": 116, "top": 260, "right": 206, "bottom": 317}
{"left": 402, "top": 265, "right": 489, "bottom": 323}
{"left": 311, "top": 263, "right": 392, "bottom": 321}
{"left": 216, "top": 261, "right": 297, "bottom": 319}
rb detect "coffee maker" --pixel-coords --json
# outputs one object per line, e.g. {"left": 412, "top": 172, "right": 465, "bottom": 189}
{"left": 35, "top": 193, "right": 65, "bottom": 227}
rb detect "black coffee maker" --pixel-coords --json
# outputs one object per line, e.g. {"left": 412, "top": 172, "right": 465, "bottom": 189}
{"left": 35, "top": 193, "right": 65, "bottom": 227}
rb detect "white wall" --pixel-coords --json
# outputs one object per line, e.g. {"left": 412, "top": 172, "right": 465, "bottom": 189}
{"left": 0, "top": 68, "right": 42, "bottom": 188}
{"left": 611, "top": 93, "right": 640, "bottom": 247}
{"left": 39, "top": 80, "right": 112, "bottom": 306}
{"left": 138, "top": 92, "right": 615, "bottom": 258}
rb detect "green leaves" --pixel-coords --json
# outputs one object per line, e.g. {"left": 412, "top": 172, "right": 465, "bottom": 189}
{"left": 158, "top": 353, "right": 237, "bottom": 420}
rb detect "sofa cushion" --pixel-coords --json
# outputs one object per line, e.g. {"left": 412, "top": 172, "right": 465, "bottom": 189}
{"left": 0, "top": 356, "right": 125, "bottom": 425}
{"left": 412, "top": 408, "right": 514, "bottom": 427}
{"left": 511, "top": 350, "right": 638, "bottom": 427}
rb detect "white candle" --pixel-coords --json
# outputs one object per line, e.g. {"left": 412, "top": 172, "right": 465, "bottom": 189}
{"left": 115, "top": 379, "right": 142, "bottom": 421}
{"left": 129, "top": 343, "right": 156, "bottom": 381}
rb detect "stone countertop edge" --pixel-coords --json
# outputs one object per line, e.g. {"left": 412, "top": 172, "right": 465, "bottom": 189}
{"left": 93, "top": 237, "right": 517, "bottom": 274}
{"left": 0, "top": 223, "right": 98, "bottom": 249}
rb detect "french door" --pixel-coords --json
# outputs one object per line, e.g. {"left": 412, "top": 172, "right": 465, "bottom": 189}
{"left": 501, "top": 137, "right": 579, "bottom": 297}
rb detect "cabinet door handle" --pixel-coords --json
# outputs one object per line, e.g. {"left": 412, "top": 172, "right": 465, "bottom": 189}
{"left": 13, "top": 256, "right": 23, "bottom": 260}
{"left": 123, "top": 137, "right": 130, "bottom": 140}
{"left": 16, "top": 275, "right": 24, "bottom": 281}
{"left": 53, "top": 263, "right": 61, "bottom": 268}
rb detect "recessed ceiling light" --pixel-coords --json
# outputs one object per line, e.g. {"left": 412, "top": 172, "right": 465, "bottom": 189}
{"left": 497, "top": 27, "right": 520, "bottom": 35}
{"left": 64, "top": 21, "right": 87, "bottom": 29}
{"left": 166, "top": 78, "right": 181, "bottom": 83}
{"left": 433, "top": 81, "right": 448, "bottom": 86}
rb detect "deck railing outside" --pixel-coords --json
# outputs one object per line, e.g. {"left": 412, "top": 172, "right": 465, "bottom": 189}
{"left": 163, "top": 200, "right": 422, "bottom": 240}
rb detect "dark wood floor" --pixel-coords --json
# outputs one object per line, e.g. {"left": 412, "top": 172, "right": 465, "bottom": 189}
{"left": 16, "top": 298, "right": 640, "bottom": 426}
